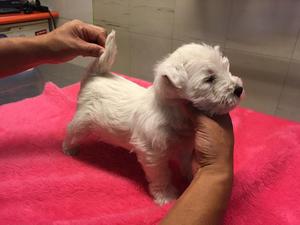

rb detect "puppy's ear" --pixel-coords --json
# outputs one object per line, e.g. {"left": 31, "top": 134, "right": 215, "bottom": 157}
{"left": 162, "top": 73, "right": 185, "bottom": 89}
{"left": 155, "top": 63, "right": 188, "bottom": 89}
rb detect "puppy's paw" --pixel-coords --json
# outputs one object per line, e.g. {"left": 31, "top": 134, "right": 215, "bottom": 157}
{"left": 62, "top": 142, "right": 79, "bottom": 156}
{"left": 150, "top": 184, "right": 178, "bottom": 206}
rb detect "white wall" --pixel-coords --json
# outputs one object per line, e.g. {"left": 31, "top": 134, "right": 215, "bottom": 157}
{"left": 39, "top": 0, "right": 300, "bottom": 122}
{"left": 41, "top": 0, "right": 94, "bottom": 67}
{"left": 93, "top": 0, "right": 300, "bottom": 122}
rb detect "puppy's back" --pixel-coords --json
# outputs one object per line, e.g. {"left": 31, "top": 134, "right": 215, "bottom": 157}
{"left": 81, "top": 29, "right": 145, "bottom": 100}
{"left": 76, "top": 30, "right": 147, "bottom": 147}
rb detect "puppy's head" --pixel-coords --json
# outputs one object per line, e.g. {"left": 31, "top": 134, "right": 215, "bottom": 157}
{"left": 154, "top": 43, "right": 243, "bottom": 115}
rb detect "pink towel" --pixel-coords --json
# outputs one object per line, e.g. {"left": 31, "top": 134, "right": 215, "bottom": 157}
{"left": 0, "top": 75, "right": 299, "bottom": 225}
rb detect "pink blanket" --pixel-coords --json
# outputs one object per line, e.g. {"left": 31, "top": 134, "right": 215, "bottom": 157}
{"left": 0, "top": 75, "right": 299, "bottom": 225}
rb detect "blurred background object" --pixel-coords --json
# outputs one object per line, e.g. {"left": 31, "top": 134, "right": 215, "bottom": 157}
{"left": 0, "top": 0, "right": 58, "bottom": 106}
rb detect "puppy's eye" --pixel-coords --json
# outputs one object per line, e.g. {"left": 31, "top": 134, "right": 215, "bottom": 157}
{"left": 205, "top": 75, "right": 216, "bottom": 83}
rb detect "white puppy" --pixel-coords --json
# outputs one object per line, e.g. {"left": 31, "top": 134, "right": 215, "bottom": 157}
{"left": 63, "top": 31, "right": 243, "bottom": 205}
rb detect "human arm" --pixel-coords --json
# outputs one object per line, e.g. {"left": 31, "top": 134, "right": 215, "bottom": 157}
{"left": 0, "top": 20, "right": 106, "bottom": 77}
{"left": 160, "top": 114, "right": 234, "bottom": 225}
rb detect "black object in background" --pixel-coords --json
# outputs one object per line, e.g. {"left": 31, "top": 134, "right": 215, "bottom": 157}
{"left": 0, "top": 0, "right": 23, "bottom": 14}
{"left": 0, "top": 0, "right": 57, "bottom": 29}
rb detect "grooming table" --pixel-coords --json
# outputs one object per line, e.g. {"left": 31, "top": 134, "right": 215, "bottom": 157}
{"left": 0, "top": 75, "right": 299, "bottom": 225}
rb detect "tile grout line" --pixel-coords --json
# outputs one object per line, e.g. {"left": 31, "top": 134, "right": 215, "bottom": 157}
{"left": 274, "top": 26, "right": 300, "bottom": 115}
{"left": 171, "top": 0, "right": 177, "bottom": 51}
{"left": 128, "top": 0, "right": 133, "bottom": 77}
{"left": 91, "top": 20, "right": 295, "bottom": 64}
{"left": 223, "top": 0, "right": 235, "bottom": 49}
{"left": 225, "top": 46, "right": 291, "bottom": 61}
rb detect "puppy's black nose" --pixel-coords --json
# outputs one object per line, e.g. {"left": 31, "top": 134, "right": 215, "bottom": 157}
{"left": 234, "top": 86, "right": 243, "bottom": 97}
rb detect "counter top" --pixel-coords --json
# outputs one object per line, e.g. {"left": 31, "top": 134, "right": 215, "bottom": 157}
{"left": 0, "top": 11, "right": 59, "bottom": 25}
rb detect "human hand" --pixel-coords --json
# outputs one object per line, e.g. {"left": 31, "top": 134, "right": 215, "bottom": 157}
{"left": 42, "top": 20, "right": 107, "bottom": 63}
{"left": 160, "top": 114, "right": 234, "bottom": 225}
{"left": 192, "top": 114, "right": 234, "bottom": 176}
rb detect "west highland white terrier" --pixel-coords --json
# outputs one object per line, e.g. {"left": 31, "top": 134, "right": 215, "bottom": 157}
{"left": 63, "top": 30, "right": 243, "bottom": 205}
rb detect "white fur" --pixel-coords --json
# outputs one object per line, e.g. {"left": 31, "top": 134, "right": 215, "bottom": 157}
{"left": 63, "top": 31, "right": 243, "bottom": 205}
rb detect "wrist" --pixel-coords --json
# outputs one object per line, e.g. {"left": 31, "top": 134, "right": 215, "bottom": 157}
{"left": 32, "top": 34, "right": 55, "bottom": 64}
{"left": 0, "top": 35, "right": 56, "bottom": 77}
{"left": 194, "top": 162, "right": 233, "bottom": 180}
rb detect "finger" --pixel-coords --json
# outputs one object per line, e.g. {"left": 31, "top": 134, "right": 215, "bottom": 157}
{"left": 82, "top": 24, "right": 107, "bottom": 47}
{"left": 209, "top": 114, "right": 233, "bottom": 129}
{"left": 89, "top": 24, "right": 108, "bottom": 37}
{"left": 78, "top": 41, "right": 105, "bottom": 57}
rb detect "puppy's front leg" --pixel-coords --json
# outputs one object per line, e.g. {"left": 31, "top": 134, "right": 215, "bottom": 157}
{"left": 137, "top": 152, "right": 178, "bottom": 205}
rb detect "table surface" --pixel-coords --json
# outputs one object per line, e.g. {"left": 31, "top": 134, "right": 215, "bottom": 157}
{"left": 0, "top": 11, "right": 59, "bottom": 25}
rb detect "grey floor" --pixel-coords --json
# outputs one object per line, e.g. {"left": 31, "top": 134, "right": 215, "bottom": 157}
{"left": 0, "top": 63, "right": 84, "bottom": 105}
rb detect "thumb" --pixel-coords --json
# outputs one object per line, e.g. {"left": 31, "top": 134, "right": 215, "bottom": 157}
{"left": 78, "top": 41, "right": 104, "bottom": 57}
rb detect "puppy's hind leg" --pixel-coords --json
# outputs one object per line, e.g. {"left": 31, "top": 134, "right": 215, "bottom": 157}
{"left": 62, "top": 116, "right": 92, "bottom": 156}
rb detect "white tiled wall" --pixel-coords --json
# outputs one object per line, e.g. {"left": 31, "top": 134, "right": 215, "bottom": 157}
{"left": 42, "top": 0, "right": 93, "bottom": 23}
{"left": 174, "top": 0, "right": 231, "bottom": 46}
{"left": 130, "top": 33, "right": 172, "bottom": 81}
{"left": 93, "top": 0, "right": 300, "bottom": 122}
{"left": 293, "top": 39, "right": 300, "bottom": 60}
{"left": 276, "top": 60, "right": 300, "bottom": 121}
{"left": 93, "top": 0, "right": 176, "bottom": 81}
{"left": 42, "top": 0, "right": 94, "bottom": 67}
{"left": 93, "top": 0, "right": 129, "bottom": 30}
{"left": 225, "top": 49, "right": 290, "bottom": 115}
{"left": 2, "top": 0, "right": 298, "bottom": 121}
{"left": 37, "top": 0, "right": 300, "bottom": 122}
{"left": 129, "top": 0, "right": 175, "bottom": 39}
{"left": 226, "top": 0, "right": 300, "bottom": 58}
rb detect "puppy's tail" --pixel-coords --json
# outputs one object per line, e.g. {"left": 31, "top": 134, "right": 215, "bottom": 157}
{"left": 97, "top": 30, "right": 117, "bottom": 74}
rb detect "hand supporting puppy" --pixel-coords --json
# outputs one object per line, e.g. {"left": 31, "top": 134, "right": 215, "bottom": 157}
{"left": 160, "top": 114, "right": 234, "bottom": 225}
{"left": 192, "top": 114, "right": 234, "bottom": 175}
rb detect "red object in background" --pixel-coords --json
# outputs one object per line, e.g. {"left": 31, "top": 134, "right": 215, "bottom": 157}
{"left": 0, "top": 11, "right": 59, "bottom": 25}
{"left": 35, "top": 29, "right": 47, "bottom": 36}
